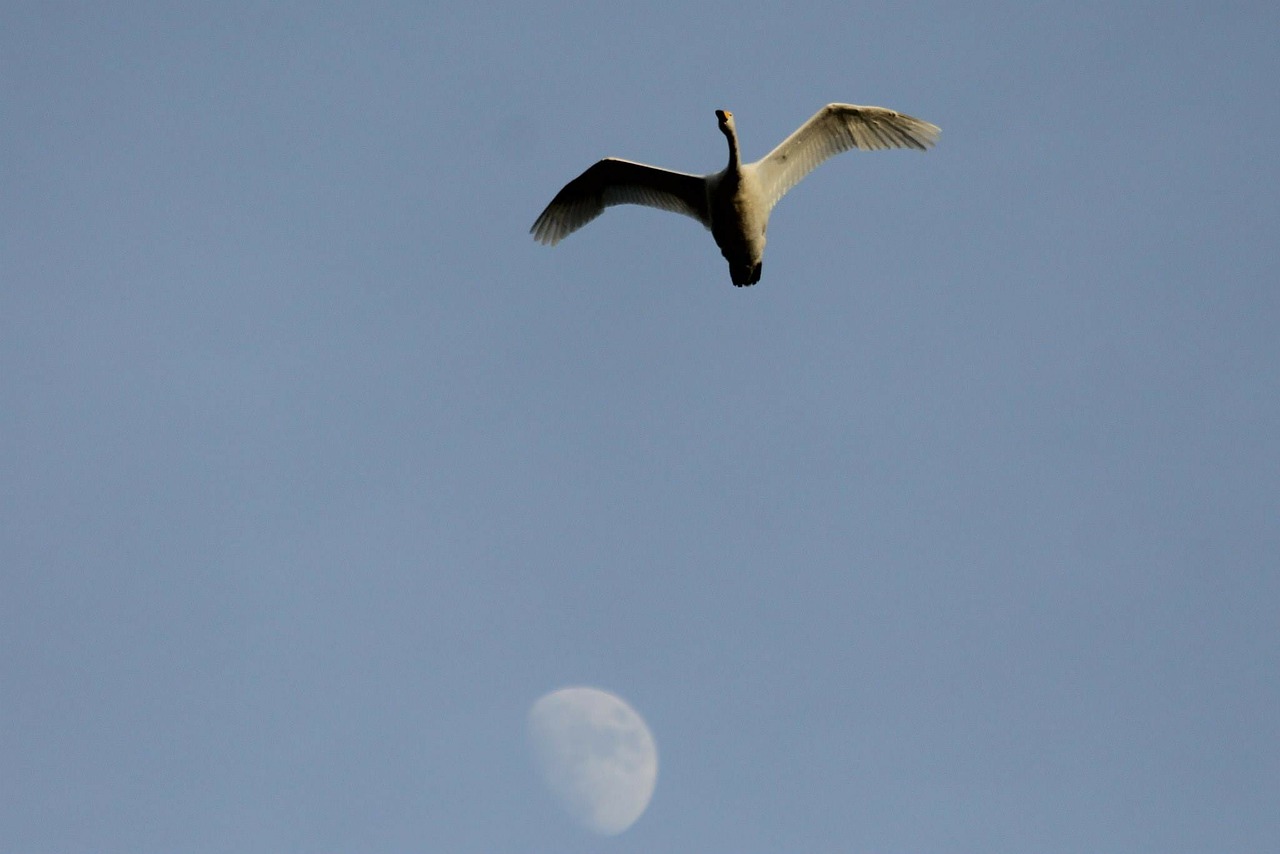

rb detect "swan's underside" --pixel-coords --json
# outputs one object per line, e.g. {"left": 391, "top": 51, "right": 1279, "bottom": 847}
{"left": 531, "top": 103, "right": 939, "bottom": 287}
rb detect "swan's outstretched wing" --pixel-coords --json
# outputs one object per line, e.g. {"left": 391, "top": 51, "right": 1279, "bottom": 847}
{"left": 531, "top": 158, "right": 711, "bottom": 246}
{"left": 751, "top": 104, "right": 940, "bottom": 213}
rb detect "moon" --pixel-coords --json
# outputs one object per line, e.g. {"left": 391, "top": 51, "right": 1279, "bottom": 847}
{"left": 527, "top": 686, "right": 658, "bottom": 836}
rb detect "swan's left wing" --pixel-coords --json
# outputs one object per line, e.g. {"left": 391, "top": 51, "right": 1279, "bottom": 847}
{"left": 531, "top": 158, "right": 710, "bottom": 246}
{"left": 751, "top": 104, "right": 940, "bottom": 213}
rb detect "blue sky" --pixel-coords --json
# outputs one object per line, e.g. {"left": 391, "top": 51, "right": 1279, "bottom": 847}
{"left": 3, "top": 2, "right": 1277, "bottom": 852}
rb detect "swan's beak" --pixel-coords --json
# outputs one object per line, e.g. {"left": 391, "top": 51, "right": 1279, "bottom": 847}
{"left": 716, "top": 109, "right": 732, "bottom": 122}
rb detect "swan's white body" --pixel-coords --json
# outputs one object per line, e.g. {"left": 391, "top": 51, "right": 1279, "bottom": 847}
{"left": 531, "top": 104, "right": 940, "bottom": 286}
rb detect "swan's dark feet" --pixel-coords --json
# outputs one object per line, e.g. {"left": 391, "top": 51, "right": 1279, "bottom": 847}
{"left": 729, "top": 261, "right": 762, "bottom": 286}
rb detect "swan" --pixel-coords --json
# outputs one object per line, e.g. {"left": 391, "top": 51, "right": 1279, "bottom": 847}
{"left": 531, "top": 104, "right": 940, "bottom": 286}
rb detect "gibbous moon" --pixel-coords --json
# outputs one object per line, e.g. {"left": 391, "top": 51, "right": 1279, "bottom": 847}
{"left": 527, "top": 687, "right": 658, "bottom": 836}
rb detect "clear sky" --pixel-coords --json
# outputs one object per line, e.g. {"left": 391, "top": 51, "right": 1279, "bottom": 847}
{"left": 3, "top": 3, "right": 1278, "bottom": 852}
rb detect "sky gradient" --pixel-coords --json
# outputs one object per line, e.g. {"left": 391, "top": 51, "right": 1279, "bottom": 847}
{"left": 3, "top": 3, "right": 1278, "bottom": 852}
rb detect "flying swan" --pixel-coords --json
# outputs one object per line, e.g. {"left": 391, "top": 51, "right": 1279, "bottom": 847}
{"left": 531, "top": 103, "right": 940, "bottom": 286}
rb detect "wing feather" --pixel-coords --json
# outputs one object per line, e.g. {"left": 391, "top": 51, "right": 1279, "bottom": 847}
{"left": 751, "top": 104, "right": 940, "bottom": 213}
{"left": 530, "top": 158, "right": 710, "bottom": 245}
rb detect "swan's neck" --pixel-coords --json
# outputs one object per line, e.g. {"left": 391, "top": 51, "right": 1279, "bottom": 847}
{"left": 723, "top": 127, "right": 741, "bottom": 170}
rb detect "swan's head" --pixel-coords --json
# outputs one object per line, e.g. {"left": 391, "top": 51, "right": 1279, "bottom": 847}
{"left": 716, "top": 109, "right": 736, "bottom": 136}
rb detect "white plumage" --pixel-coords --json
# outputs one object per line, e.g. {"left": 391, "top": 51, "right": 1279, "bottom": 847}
{"left": 531, "top": 104, "right": 940, "bottom": 286}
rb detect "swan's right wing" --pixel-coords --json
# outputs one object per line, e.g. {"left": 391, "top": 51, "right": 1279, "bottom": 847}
{"left": 531, "top": 158, "right": 710, "bottom": 246}
{"left": 752, "top": 104, "right": 940, "bottom": 213}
